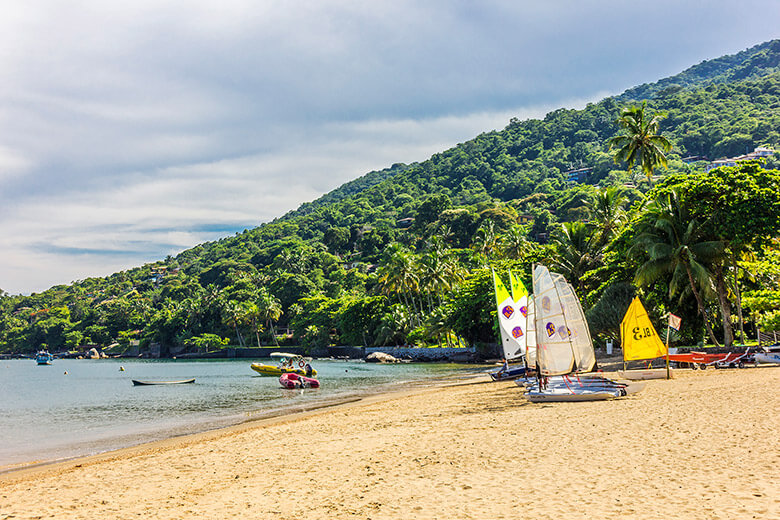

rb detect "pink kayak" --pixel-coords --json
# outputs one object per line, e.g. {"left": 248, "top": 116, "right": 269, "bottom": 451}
{"left": 279, "top": 372, "right": 320, "bottom": 389}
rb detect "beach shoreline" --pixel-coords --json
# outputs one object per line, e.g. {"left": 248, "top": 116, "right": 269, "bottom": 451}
{"left": 1, "top": 367, "right": 778, "bottom": 519}
{"left": 0, "top": 370, "right": 482, "bottom": 476}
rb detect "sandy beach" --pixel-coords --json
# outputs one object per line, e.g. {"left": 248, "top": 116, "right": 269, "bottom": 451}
{"left": 1, "top": 366, "right": 778, "bottom": 520}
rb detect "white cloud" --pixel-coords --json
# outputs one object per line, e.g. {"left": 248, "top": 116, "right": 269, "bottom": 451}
{"left": 0, "top": 0, "right": 779, "bottom": 294}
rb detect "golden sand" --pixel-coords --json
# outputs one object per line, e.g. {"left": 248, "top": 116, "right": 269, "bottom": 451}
{"left": 1, "top": 367, "right": 778, "bottom": 519}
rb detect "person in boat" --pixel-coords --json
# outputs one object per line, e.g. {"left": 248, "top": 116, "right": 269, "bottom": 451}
{"left": 305, "top": 363, "right": 313, "bottom": 377}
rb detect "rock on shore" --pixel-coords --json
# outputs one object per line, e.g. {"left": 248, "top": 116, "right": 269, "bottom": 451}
{"left": 365, "top": 351, "right": 399, "bottom": 363}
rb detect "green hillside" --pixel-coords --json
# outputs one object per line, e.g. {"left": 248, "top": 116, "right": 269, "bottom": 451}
{"left": 2, "top": 40, "right": 780, "bottom": 356}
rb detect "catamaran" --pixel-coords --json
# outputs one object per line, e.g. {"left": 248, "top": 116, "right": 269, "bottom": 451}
{"left": 524, "top": 265, "right": 637, "bottom": 402}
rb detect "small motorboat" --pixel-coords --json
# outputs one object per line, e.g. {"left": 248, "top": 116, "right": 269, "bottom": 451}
{"left": 132, "top": 379, "right": 195, "bottom": 386}
{"left": 279, "top": 372, "right": 320, "bottom": 389}
{"left": 754, "top": 351, "right": 780, "bottom": 364}
{"left": 667, "top": 349, "right": 752, "bottom": 369}
{"left": 489, "top": 365, "right": 530, "bottom": 381}
{"left": 251, "top": 352, "right": 317, "bottom": 377}
{"left": 35, "top": 350, "right": 54, "bottom": 365}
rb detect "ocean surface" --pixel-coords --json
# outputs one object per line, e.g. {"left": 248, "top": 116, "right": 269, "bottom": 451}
{"left": 0, "top": 357, "right": 483, "bottom": 468}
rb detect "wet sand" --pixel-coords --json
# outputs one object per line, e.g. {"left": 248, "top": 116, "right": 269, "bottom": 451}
{"left": 1, "top": 366, "right": 778, "bottom": 519}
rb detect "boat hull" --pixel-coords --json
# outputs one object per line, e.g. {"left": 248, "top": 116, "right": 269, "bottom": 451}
{"left": 250, "top": 363, "right": 317, "bottom": 377}
{"left": 132, "top": 379, "right": 195, "bottom": 386}
{"left": 35, "top": 351, "right": 54, "bottom": 365}
{"left": 667, "top": 350, "right": 751, "bottom": 368}
{"left": 520, "top": 375, "right": 644, "bottom": 401}
{"left": 617, "top": 368, "right": 672, "bottom": 380}
{"left": 754, "top": 352, "right": 780, "bottom": 364}
{"left": 489, "top": 366, "right": 529, "bottom": 381}
{"left": 526, "top": 387, "right": 620, "bottom": 402}
{"left": 279, "top": 373, "right": 320, "bottom": 389}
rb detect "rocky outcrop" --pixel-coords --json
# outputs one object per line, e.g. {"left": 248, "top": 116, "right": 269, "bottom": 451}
{"left": 365, "top": 351, "right": 399, "bottom": 363}
{"left": 86, "top": 348, "right": 106, "bottom": 359}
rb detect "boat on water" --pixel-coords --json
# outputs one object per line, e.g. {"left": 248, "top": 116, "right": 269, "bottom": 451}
{"left": 35, "top": 350, "right": 54, "bottom": 365}
{"left": 525, "top": 265, "right": 633, "bottom": 402}
{"left": 132, "top": 379, "right": 195, "bottom": 386}
{"left": 279, "top": 372, "right": 320, "bottom": 389}
{"left": 251, "top": 352, "right": 317, "bottom": 377}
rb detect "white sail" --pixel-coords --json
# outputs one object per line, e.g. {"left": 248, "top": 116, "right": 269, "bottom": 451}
{"left": 533, "top": 265, "right": 575, "bottom": 375}
{"left": 493, "top": 270, "right": 526, "bottom": 360}
{"left": 525, "top": 295, "right": 537, "bottom": 367}
{"left": 560, "top": 279, "right": 596, "bottom": 373}
{"left": 532, "top": 265, "right": 596, "bottom": 376}
{"left": 499, "top": 324, "right": 524, "bottom": 361}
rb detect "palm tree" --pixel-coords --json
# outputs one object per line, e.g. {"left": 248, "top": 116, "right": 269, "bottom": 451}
{"left": 377, "top": 247, "right": 421, "bottom": 324}
{"left": 472, "top": 219, "right": 498, "bottom": 260}
{"left": 376, "top": 305, "right": 412, "bottom": 346}
{"left": 499, "top": 224, "right": 531, "bottom": 260}
{"left": 550, "top": 221, "right": 602, "bottom": 297}
{"left": 221, "top": 300, "right": 249, "bottom": 348}
{"left": 608, "top": 102, "right": 672, "bottom": 183}
{"left": 592, "top": 186, "right": 628, "bottom": 246}
{"left": 633, "top": 190, "right": 724, "bottom": 347}
{"left": 257, "top": 289, "right": 282, "bottom": 346}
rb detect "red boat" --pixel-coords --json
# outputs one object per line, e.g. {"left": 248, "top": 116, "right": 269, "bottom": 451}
{"left": 667, "top": 349, "right": 752, "bottom": 369}
{"left": 279, "top": 372, "right": 320, "bottom": 389}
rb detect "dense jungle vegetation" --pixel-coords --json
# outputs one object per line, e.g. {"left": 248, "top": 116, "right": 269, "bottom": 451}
{"left": 2, "top": 40, "right": 780, "bottom": 356}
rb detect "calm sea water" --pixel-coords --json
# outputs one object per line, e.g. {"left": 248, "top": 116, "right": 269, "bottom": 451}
{"left": 0, "top": 357, "right": 482, "bottom": 468}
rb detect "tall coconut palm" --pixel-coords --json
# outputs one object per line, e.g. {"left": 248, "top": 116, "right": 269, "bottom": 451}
{"left": 608, "top": 102, "right": 672, "bottom": 183}
{"left": 377, "top": 247, "right": 421, "bottom": 324}
{"left": 592, "top": 186, "right": 628, "bottom": 246}
{"left": 418, "top": 252, "right": 446, "bottom": 311}
{"left": 499, "top": 224, "right": 531, "bottom": 260}
{"left": 221, "top": 300, "right": 250, "bottom": 348}
{"left": 633, "top": 190, "right": 724, "bottom": 347}
{"left": 550, "top": 221, "right": 602, "bottom": 298}
{"left": 257, "top": 289, "right": 282, "bottom": 346}
{"left": 472, "top": 219, "right": 498, "bottom": 260}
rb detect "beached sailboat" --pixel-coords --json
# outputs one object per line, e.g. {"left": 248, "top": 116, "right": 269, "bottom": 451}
{"left": 617, "top": 297, "right": 671, "bottom": 380}
{"left": 514, "top": 270, "right": 536, "bottom": 371}
{"left": 525, "top": 265, "right": 628, "bottom": 402}
{"left": 489, "top": 270, "right": 529, "bottom": 381}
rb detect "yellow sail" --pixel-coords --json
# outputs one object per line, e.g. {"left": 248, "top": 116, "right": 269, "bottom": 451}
{"left": 620, "top": 297, "right": 667, "bottom": 361}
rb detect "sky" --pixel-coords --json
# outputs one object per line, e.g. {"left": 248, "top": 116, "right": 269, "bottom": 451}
{"left": 1, "top": 0, "right": 778, "bottom": 295}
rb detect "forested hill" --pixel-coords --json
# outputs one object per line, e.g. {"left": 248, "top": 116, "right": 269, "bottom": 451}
{"left": 2, "top": 40, "right": 780, "bottom": 354}
{"left": 620, "top": 39, "right": 780, "bottom": 101}
{"left": 195, "top": 38, "right": 780, "bottom": 264}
